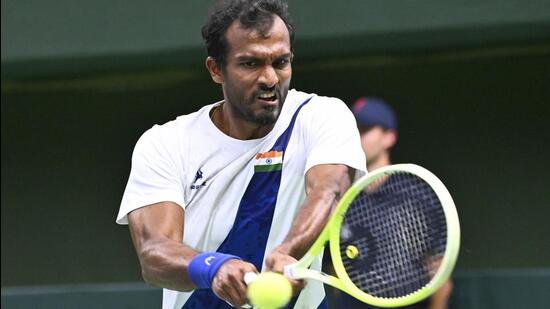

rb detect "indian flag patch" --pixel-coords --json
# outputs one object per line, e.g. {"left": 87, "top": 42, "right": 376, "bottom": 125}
{"left": 254, "top": 151, "right": 283, "bottom": 172}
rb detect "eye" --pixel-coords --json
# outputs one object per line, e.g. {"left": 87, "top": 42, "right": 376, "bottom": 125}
{"left": 274, "top": 58, "right": 290, "bottom": 69}
{"left": 240, "top": 61, "right": 258, "bottom": 68}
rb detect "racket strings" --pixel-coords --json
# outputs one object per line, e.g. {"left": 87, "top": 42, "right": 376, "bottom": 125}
{"left": 339, "top": 172, "right": 447, "bottom": 299}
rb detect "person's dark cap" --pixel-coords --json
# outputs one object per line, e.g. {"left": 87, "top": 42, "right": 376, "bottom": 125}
{"left": 352, "top": 97, "right": 397, "bottom": 131}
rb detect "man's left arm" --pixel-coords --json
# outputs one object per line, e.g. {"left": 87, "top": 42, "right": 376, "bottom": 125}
{"left": 264, "top": 98, "right": 365, "bottom": 291}
{"left": 264, "top": 163, "right": 354, "bottom": 275}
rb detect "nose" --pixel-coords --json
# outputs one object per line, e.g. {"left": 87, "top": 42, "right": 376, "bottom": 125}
{"left": 258, "top": 65, "right": 279, "bottom": 88}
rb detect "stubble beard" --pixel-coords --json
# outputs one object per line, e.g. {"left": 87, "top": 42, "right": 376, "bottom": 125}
{"left": 227, "top": 87, "right": 289, "bottom": 126}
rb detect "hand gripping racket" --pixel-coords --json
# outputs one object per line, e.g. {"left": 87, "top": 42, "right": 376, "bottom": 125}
{"left": 282, "top": 163, "right": 460, "bottom": 307}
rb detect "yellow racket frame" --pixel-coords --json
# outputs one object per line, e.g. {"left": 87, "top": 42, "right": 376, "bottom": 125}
{"left": 285, "top": 164, "right": 460, "bottom": 307}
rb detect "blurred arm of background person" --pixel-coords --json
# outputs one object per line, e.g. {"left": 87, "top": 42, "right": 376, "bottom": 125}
{"left": 352, "top": 96, "right": 453, "bottom": 309}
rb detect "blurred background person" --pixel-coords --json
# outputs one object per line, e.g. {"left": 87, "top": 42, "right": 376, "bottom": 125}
{"left": 352, "top": 97, "right": 398, "bottom": 172}
{"left": 337, "top": 96, "right": 454, "bottom": 309}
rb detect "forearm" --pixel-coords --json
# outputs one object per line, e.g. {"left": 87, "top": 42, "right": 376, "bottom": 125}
{"left": 128, "top": 202, "right": 201, "bottom": 291}
{"left": 276, "top": 164, "right": 353, "bottom": 259}
{"left": 137, "top": 236, "right": 198, "bottom": 291}
{"left": 428, "top": 279, "right": 453, "bottom": 309}
{"left": 128, "top": 201, "right": 257, "bottom": 306}
{"left": 276, "top": 191, "right": 337, "bottom": 258}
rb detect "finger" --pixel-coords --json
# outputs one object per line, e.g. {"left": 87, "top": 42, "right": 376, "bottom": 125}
{"left": 212, "top": 266, "right": 239, "bottom": 304}
{"left": 225, "top": 271, "right": 249, "bottom": 306}
{"left": 235, "top": 263, "right": 261, "bottom": 303}
{"left": 212, "top": 280, "right": 232, "bottom": 306}
{"left": 264, "top": 256, "right": 275, "bottom": 270}
{"left": 264, "top": 258, "right": 283, "bottom": 272}
{"left": 215, "top": 262, "right": 255, "bottom": 307}
{"left": 213, "top": 272, "right": 246, "bottom": 307}
{"left": 287, "top": 277, "right": 305, "bottom": 296}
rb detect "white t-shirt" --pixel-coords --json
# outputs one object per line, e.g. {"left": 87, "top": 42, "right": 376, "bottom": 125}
{"left": 117, "top": 89, "right": 367, "bottom": 308}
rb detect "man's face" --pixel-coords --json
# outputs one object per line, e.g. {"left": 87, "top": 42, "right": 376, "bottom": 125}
{"left": 216, "top": 15, "right": 292, "bottom": 125}
{"left": 360, "top": 126, "right": 395, "bottom": 164}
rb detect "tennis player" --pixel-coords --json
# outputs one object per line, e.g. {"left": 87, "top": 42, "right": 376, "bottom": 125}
{"left": 116, "top": 1, "right": 366, "bottom": 308}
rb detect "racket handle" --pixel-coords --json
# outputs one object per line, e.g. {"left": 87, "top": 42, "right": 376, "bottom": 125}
{"left": 283, "top": 264, "right": 296, "bottom": 279}
{"left": 241, "top": 272, "right": 257, "bottom": 308}
{"left": 243, "top": 272, "right": 258, "bottom": 285}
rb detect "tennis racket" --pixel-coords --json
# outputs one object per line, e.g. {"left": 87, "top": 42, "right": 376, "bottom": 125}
{"left": 281, "top": 163, "right": 460, "bottom": 307}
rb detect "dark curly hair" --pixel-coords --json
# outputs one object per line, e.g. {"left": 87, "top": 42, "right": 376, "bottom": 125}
{"left": 201, "top": 0, "right": 294, "bottom": 68}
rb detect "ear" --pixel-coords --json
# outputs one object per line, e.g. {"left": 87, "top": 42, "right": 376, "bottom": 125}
{"left": 382, "top": 130, "right": 397, "bottom": 150}
{"left": 205, "top": 57, "right": 224, "bottom": 84}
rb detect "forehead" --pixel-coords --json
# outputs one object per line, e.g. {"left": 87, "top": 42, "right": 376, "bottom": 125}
{"left": 360, "top": 125, "right": 385, "bottom": 136}
{"left": 225, "top": 15, "right": 291, "bottom": 58}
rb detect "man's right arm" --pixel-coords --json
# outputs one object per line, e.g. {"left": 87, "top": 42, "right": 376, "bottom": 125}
{"left": 128, "top": 201, "right": 197, "bottom": 291}
{"left": 127, "top": 201, "right": 258, "bottom": 306}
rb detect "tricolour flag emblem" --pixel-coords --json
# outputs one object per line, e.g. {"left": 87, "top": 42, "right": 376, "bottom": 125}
{"left": 254, "top": 151, "right": 283, "bottom": 172}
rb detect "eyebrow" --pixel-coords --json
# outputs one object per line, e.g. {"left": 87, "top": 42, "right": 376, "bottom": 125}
{"left": 275, "top": 53, "right": 293, "bottom": 59}
{"left": 236, "top": 53, "right": 292, "bottom": 62}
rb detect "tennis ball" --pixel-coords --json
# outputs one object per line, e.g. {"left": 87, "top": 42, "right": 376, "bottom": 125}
{"left": 247, "top": 272, "right": 292, "bottom": 309}
{"left": 346, "top": 245, "right": 359, "bottom": 259}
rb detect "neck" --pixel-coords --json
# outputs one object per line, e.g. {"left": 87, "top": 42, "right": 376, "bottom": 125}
{"left": 211, "top": 103, "right": 273, "bottom": 140}
{"left": 367, "top": 152, "right": 391, "bottom": 172}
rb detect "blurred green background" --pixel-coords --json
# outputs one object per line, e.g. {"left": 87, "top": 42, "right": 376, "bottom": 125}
{"left": 2, "top": 0, "right": 550, "bottom": 308}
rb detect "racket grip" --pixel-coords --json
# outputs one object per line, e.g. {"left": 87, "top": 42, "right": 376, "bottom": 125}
{"left": 283, "top": 264, "right": 296, "bottom": 279}
{"left": 243, "top": 272, "right": 257, "bottom": 285}
{"left": 241, "top": 272, "right": 257, "bottom": 309}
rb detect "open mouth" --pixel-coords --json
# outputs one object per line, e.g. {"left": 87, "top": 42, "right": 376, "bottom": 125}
{"left": 258, "top": 90, "right": 277, "bottom": 102}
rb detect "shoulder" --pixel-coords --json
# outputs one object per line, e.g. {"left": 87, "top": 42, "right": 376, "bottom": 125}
{"left": 141, "top": 104, "right": 214, "bottom": 140}
{"left": 289, "top": 90, "right": 352, "bottom": 121}
{"left": 290, "top": 89, "right": 346, "bottom": 108}
{"left": 310, "top": 94, "right": 348, "bottom": 112}
{"left": 134, "top": 104, "right": 214, "bottom": 153}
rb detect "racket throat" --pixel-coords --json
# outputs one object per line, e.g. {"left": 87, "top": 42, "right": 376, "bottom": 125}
{"left": 285, "top": 266, "right": 346, "bottom": 291}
